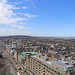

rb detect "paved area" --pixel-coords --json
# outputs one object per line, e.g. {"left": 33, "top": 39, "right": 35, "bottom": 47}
{"left": 5, "top": 48, "right": 26, "bottom": 75}
{"left": 0, "top": 42, "right": 27, "bottom": 75}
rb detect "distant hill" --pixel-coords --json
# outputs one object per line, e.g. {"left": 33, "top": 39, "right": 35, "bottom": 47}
{"left": 0, "top": 35, "right": 33, "bottom": 39}
{"left": 0, "top": 35, "right": 75, "bottom": 39}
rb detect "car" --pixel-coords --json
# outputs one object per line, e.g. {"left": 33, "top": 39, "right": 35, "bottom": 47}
{"left": 17, "top": 72, "right": 20, "bottom": 75}
{"left": 15, "top": 68, "right": 17, "bottom": 70}
{"left": 17, "top": 66, "right": 21, "bottom": 70}
{"left": 15, "top": 62, "right": 18, "bottom": 64}
{"left": 10, "top": 62, "right": 12, "bottom": 64}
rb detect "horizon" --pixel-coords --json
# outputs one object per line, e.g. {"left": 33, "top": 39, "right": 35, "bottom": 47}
{"left": 0, "top": 0, "right": 75, "bottom": 36}
{"left": 0, "top": 35, "right": 75, "bottom": 38}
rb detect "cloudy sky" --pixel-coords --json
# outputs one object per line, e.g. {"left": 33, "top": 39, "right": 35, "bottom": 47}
{"left": 0, "top": 0, "right": 75, "bottom": 37}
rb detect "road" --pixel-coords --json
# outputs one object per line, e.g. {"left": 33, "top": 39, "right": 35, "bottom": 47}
{"left": 0, "top": 44, "right": 18, "bottom": 75}
{"left": 0, "top": 43, "right": 27, "bottom": 75}
{"left": 4, "top": 51, "right": 18, "bottom": 75}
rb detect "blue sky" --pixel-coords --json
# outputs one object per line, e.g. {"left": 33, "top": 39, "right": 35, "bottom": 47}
{"left": 0, "top": 0, "right": 75, "bottom": 37}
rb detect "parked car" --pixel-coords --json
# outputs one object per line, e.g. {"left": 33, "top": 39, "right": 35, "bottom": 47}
{"left": 17, "top": 66, "right": 21, "bottom": 70}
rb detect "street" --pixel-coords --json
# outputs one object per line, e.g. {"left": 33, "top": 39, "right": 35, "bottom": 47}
{"left": 0, "top": 44, "right": 18, "bottom": 75}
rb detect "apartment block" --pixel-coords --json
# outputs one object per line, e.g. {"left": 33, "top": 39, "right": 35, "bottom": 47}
{"left": 26, "top": 54, "right": 75, "bottom": 75}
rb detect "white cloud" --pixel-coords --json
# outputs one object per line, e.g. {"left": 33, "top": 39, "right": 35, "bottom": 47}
{"left": 14, "top": 1, "right": 22, "bottom": 4}
{"left": 0, "top": 0, "right": 26, "bottom": 25}
{"left": 12, "top": 25, "right": 28, "bottom": 29}
{"left": 19, "top": 22, "right": 27, "bottom": 24}
{"left": 24, "top": 13, "right": 38, "bottom": 18}
{"left": 0, "top": 28, "right": 74, "bottom": 37}
{"left": 24, "top": 0, "right": 36, "bottom": 8}
{"left": 13, "top": 7, "right": 20, "bottom": 9}
{"left": 0, "top": 0, "right": 7, "bottom": 3}
{"left": 0, "top": 17, "right": 26, "bottom": 25}
{"left": 0, "top": 0, "right": 38, "bottom": 33}
{"left": 0, "top": 28, "right": 33, "bottom": 36}
{"left": 22, "top": 6, "right": 29, "bottom": 9}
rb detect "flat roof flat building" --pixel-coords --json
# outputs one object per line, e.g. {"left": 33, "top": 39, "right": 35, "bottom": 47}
{"left": 26, "top": 54, "right": 75, "bottom": 75}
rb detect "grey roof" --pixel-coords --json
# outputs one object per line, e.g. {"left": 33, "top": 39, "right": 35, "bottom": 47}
{"left": 53, "top": 58, "right": 58, "bottom": 61}
{"left": 52, "top": 61, "right": 67, "bottom": 67}
{"left": 42, "top": 56, "right": 48, "bottom": 58}
{"left": 37, "top": 54, "right": 42, "bottom": 55}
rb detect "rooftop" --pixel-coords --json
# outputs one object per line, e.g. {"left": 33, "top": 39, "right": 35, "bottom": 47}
{"left": 21, "top": 52, "right": 38, "bottom": 57}
{"left": 52, "top": 61, "right": 67, "bottom": 67}
{"left": 31, "top": 55, "right": 65, "bottom": 75}
{"left": 41, "top": 56, "right": 49, "bottom": 58}
{"left": 25, "top": 47, "right": 34, "bottom": 49}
